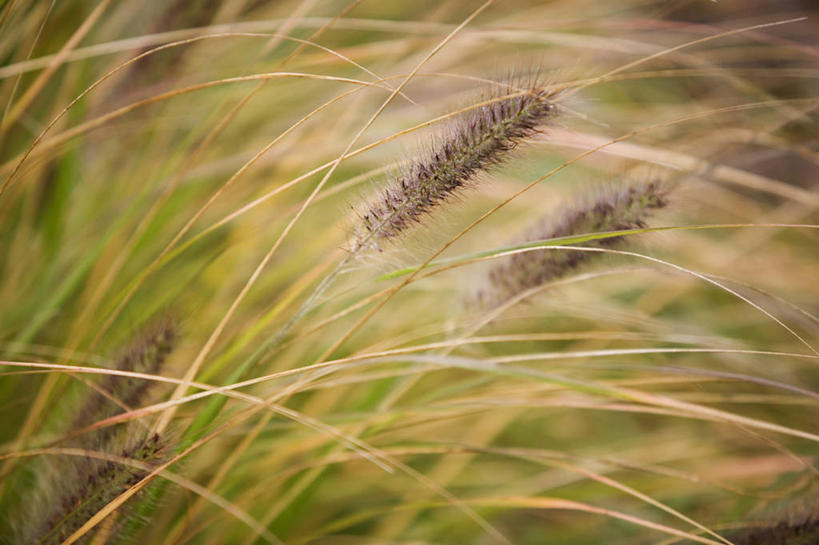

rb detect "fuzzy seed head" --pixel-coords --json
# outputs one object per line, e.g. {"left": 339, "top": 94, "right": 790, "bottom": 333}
{"left": 730, "top": 502, "right": 819, "bottom": 545}
{"left": 354, "top": 81, "right": 559, "bottom": 250}
{"left": 17, "top": 433, "right": 165, "bottom": 545}
{"left": 71, "top": 317, "right": 177, "bottom": 441}
{"left": 481, "top": 181, "right": 670, "bottom": 305}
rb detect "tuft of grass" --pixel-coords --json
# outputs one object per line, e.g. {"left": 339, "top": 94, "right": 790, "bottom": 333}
{"left": 0, "top": 1, "right": 817, "bottom": 544}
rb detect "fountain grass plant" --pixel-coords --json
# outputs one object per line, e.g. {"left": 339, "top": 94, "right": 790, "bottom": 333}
{"left": 0, "top": 0, "right": 817, "bottom": 544}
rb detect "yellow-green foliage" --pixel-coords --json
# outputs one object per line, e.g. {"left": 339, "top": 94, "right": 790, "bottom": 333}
{"left": 0, "top": 1, "right": 817, "bottom": 544}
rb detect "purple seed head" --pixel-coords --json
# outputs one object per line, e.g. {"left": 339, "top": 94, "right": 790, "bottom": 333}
{"left": 355, "top": 80, "right": 559, "bottom": 250}
{"left": 71, "top": 316, "right": 178, "bottom": 442}
{"left": 730, "top": 500, "right": 819, "bottom": 545}
{"left": 17, "top": 432, "right": 165, "bottom": 545}
{"left": 481, "top": 181, "right": 670, "bottom": 305}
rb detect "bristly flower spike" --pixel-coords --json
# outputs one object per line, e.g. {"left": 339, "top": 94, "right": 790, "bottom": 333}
{"left": 481, "top": 180, "right": 670, "bottom": 306}
{"left": 354, "top": 78, "right": 560, "bottom": 250}
{"left": 729, "top": 500, "right": 819, "bottom": 545}
{"left": 13, "top": 317, "right": 178, "bottom": 545}
{"left": 70, "top": 316, "right": 177, "bottom": 443}
{"left": 16, "top": 433, "right": 165, "bottom": 545}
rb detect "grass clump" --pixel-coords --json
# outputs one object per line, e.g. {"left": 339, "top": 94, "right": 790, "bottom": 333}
{"left": 0, "top": 1, "right": 817, "bottom": 544}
